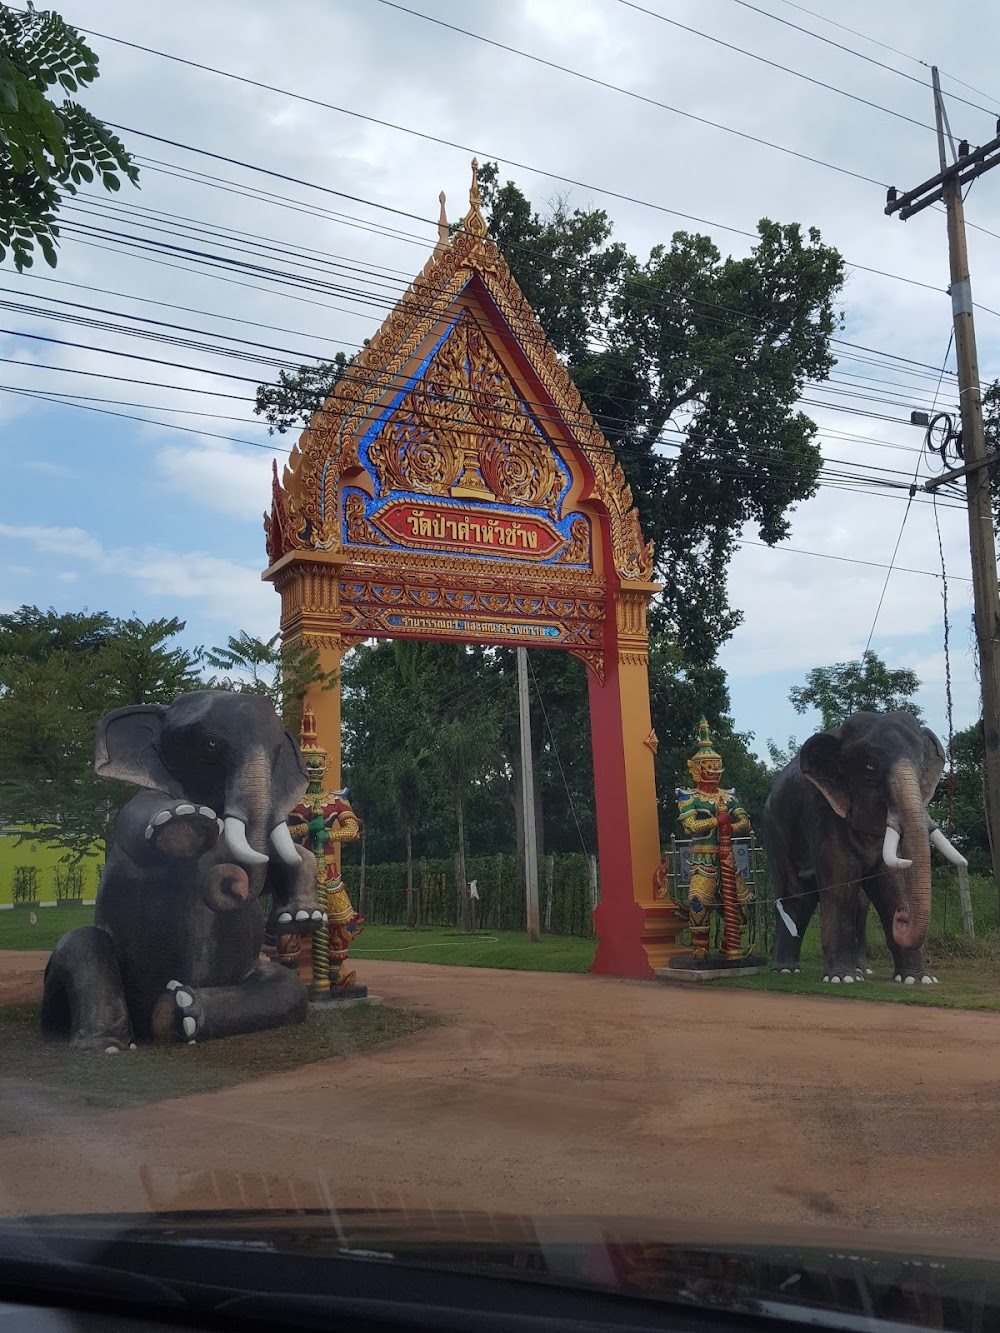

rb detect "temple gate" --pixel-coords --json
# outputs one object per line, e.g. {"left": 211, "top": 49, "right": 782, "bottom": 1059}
{"left": 263, "top": 164, "right": 684, "bottom": 978}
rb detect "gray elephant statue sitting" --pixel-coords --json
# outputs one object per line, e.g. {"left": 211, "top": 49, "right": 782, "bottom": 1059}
{"left": 765, "top": 711, "right": 967, "bottom": 986}
{"left": 42, "top": 691, "right": 326, "bottom": 1052}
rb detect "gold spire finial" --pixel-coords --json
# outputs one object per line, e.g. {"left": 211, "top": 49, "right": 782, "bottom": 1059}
{"left": 463, "top": 157, "right": 486, "bottom": 238}
{"left": 434, "top": 190, "right": 449, "bottom": 256}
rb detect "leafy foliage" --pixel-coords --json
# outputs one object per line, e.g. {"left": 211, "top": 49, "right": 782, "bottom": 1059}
{"left": 788, "top": 651, "right": 922, "bottom": 731}
{"left": 204, "top": 630, "right": 337, "bottom": 730}
{"left": 0, "top": 607, "right": 202, "bottom": 852}
{"left": 930, "top": 720, "right": 991, "bottom": 873}
{"left": 979, "top": 379, "right": 1000, "bottom": 531}
{"left": 0, "top": 3, "right": 137, "bottom": 270}
{"left": 254, "top": 352, "right": 353, "bottom": 435}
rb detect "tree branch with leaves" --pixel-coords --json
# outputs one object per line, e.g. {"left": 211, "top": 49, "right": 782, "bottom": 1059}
{"left": 0, "top": 3, "right": 137, "bottom": 270}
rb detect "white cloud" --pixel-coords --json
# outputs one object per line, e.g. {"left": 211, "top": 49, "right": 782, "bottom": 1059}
{"left": 0, "top": 524, "right": 276, "bottom": 633}
{"left": 154, "top": 443, "right": 275, "bottom": 519}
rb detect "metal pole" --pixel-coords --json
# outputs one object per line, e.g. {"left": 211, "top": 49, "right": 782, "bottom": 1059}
{"left": 932, "top": 70, "right": 1000, "bottom": 910}
{"left": 517, "top": 646, "right": 541, "bottom": 942}
{"left": 957, "top": 863, "right": 976, "bottom": 940}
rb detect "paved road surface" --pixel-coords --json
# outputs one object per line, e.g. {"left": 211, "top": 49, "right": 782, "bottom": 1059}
{"left": 1, "top": 954, "right": 998, "bottom": 1246}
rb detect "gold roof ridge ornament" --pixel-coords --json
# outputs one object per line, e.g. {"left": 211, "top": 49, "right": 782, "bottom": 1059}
{"left": 462, "top": 157, "right": 487, "bottom": 239}
{"left": 434, "top": 190, "right": 449, "bottom": 258}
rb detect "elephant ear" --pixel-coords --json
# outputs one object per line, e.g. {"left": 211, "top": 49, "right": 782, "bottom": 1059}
{"left": 95, "top": 705, "right": 184, "bottom": 796}
{"left": 800, "top": 729, "right": 850, "bottom": 818}
{"left": 272, "top": 728, "right": 309, "bottom": 819}
{"left": 919, "top": 726, "right": 947, "bottom": 805}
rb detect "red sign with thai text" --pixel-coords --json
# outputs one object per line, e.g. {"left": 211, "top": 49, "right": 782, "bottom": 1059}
{"left": 372, "top": 500, "right": 564, "bottom": 560}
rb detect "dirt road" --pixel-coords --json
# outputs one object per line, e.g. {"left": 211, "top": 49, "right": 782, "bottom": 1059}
{"left": 2, "top": 954, "right": 999, "bottom": 1245}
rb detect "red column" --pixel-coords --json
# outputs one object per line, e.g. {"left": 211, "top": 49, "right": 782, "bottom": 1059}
{"left": 587, "top": 656, "right": 655, "bottom": 979}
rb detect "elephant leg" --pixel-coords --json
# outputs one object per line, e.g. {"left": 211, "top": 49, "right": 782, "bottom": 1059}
{"left": 41, "top": 926, "right": 135, "bottom": 1053}
{"left": 771, "top": 878, "right": 816, "bottom": 971}
{"left": 765, "top": 826, "right": 813, "bottom": 971}
{"left": 867, "top": 873, "right": 937, "bottom": 984}
{"left": 266, "top": 844, "right": 325, "bottom": 934}
{"left": 152, "top": 960, "right": 309, "bottom": 1044}
{"left": 817, "top": 882, "right": 863, "bottom": 982}
{"left": 855, "top": 889, "right": 873, "bottom": 977}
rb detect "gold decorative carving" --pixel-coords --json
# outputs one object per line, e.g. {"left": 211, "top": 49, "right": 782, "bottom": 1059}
{"left": 618, "top": 650, "right": 650, "bottom": 667}
{"left": 434, "top": 190, "right": 449, "bottom": 258}
{"left": 463, "top": 157, "right": 487, "bottom": 239}
{"left": 345, "top": 492, "right": 388, "bottom": 546}
{"left": 644, "top": 730, "right": 659, "bottom": 755}
{"left": 617, "top": 591, "right": 647, "bottom": 637}
{"left": 569, "top": 648, "right": 605, "bottom": 684}
{"left": 557, "top": 516, "right": 591, "bottom": 566}
{"left": 271, "top": 156, "right": 654, "bottom": 581}
{"left": 365, "top": 312, "right": 560, "bottom": 515}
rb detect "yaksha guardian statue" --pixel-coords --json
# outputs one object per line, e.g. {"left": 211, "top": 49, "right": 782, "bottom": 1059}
{"left": 676, "top": 717, "right": 754, "bottom": 961}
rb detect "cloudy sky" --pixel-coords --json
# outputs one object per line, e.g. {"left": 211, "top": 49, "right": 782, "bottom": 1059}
{"left": 1, "top": 0, "right": 998, "bottom": 756}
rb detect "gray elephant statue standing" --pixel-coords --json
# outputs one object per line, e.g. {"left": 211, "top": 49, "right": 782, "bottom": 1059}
{"left": 765, "top": 711, "right": 967, "bottom": 986}
{"left": 42, "top": 691, "right": 326, "bottom": 1052}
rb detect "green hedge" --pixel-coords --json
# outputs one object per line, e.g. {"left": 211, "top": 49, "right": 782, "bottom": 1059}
{"left": 344, "top": 852, "right": 597, "bottom": 936}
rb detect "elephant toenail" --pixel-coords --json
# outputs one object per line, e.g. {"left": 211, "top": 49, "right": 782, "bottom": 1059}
{"left": 295, "top": 910, "right": 310, "bottom": 921}
{"left": 175, "top": 804, "right": 195, "bottom": 816}
{"left": 152, "top": 810, "right": 173, "bottom": 826}
{"left": 198, "top": 806, "right": 216, "bottom": 819}
{"left": 166, "top": 980, "right": 182, "bottom": 991}
{"left": 277, "top": 912, "right": 292, "bottom": 924}
{"left": 105, "top": 1046, "right": 118, "bottom": 1054}
{"left": 182, "top": 1016, "right": 197, "bottom": 1037}
{"left": 176, "top": 991, "right": 193, "bottom": 1008}
{"left": 311, "top": 910, "right": 322, "bottom": 921}
{"left": 904, "top": 976, "right": 916, "bottom": 985}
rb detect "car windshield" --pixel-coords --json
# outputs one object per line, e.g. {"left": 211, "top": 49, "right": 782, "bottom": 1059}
{"left": 1, "top": 2, "right": 998, "bottom": 1329}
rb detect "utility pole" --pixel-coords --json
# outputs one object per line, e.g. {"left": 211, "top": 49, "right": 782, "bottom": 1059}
{"left": 516, "top": 646, "right": 541, "bottom": 942}
{"left": 886, "top": 71, "right": 1000, "bottom": 906}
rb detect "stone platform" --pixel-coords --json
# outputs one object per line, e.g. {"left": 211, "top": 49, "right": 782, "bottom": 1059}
{"left": 655, "top": 956, "right": 765, "bottom": 983}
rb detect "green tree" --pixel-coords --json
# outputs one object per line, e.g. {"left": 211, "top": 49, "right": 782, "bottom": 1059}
{"left": 930, "top": 720, "right": 991, "bottom": 873}
{"left": 979, "top": 380, "right": 1000, "bottom": 531}
{"left": 204, "top": 630, "right": 337, "bottom": 730}
{"left": 0, "top": 607, "right": 202, "bottom": 853}
{"left": 788, "top": 651, "right": 922, "bottom": 731}
{"left": 0, "top": 3, "right": 137, "bottom": 270}
{"left": 254, "top": 352, "right": 353, "bottom": 435}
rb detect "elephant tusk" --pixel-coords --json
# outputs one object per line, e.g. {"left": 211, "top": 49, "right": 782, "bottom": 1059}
{"left": 882, "top": 825, "right": 913, "bottom": 872}
{"left": 269, "top": 821, "right": 302, "bottom": 867}
{"left": 930, "top": 827, "right": 968, "bottom": 868}
{"left": 224, "top": 817, "right": 268, "bottom": 866}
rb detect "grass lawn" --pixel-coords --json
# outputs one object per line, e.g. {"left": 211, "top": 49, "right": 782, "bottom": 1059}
{"left": 0, "top": 1000, "right": 435, "bottom": 1133}
{"left": 0, "top": 911, "right": 597, "bottom": 972}
{"left": 0, "top": 833, "right": 102, "bottom": 905}
{"left": 713, "top": 959, "right": 1000, "bottom": 1011}
{"left": 353, "top": 924, "right": 597, "bottom": 972}
{"left": 0, "top": 901, "right": 95, "bottom": 950}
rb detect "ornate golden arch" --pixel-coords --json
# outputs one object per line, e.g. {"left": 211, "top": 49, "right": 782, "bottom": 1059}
{"left": 263, "top": 165, "right": 682, "bottom": 978}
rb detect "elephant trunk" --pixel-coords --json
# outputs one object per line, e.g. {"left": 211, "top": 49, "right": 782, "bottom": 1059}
{"left": 887, "top": 759, "right": 933, "bottom": 952}
{"left": 221, "top": 747, "right": 274, "bottom": 900}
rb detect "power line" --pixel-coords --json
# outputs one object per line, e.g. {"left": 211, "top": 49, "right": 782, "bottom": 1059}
{"left": 613, "top": 0, "right": 933, "bottom": 131}
{"left": 727, "top": 0, "right": 999, "bottom": 120}
{"left": 769, "top": 0, "right": 1000, "bottom": 109}
{"left": 370, "top": 0, "right": 889, "bottom": 184}
{"left": 132, "top": 149, "right": 951, "bottom": 302}
{"left": 736, "top": 537, "right": 969, "bottom": 581}
{"left": 56, "top": 187, "right": 965, "bottom": 389}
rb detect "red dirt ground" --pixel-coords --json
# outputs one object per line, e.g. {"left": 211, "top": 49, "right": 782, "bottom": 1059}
{"left": 1, "top": 952, "right": 999, "bottom": 1249}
